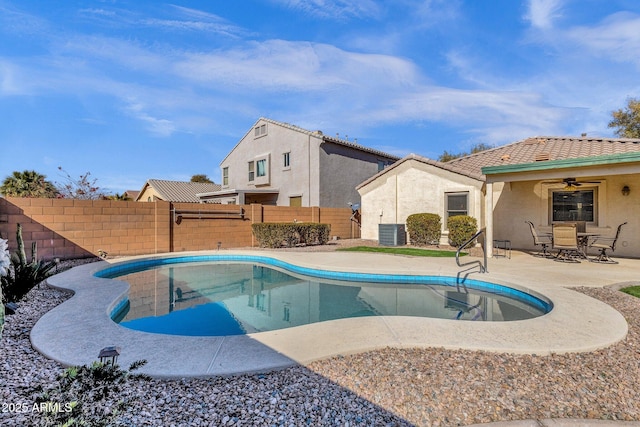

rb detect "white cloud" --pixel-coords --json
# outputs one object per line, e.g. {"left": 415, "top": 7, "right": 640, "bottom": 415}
{"left": 173, "top": 39, "right": 421, "bottom": 93}
{"left": 270, "top": 0, "right": 382, "bottom": 20}
{"left": 144, "top": 6, "right": 249, "bottom": 38}
{"left": 524, "top": 0, "right": 564, "bottom": 29}
{"left": 124, "top": 100, "right": 176, "bottom": 137}
{"left": 566, "top": 12, "right": 640, "bottom": 68}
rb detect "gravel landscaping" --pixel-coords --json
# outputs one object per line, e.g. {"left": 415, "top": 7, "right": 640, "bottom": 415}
{"left": 2, "top": 255, "right": 640, "bottom": 426}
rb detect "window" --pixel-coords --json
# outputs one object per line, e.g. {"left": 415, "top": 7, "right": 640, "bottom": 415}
{"left": 256, "top": 159, "right": 267, "bottom": 177}
{"left": 256, "top": 293, "right": 266, "bottom": 311}
{"left": 253, "top": 155, "right": 270, "bottom": 185}
{"left": 289, "top": 196, "right": 302, "bottom": 207}
{"left": 446, "top": 192, "right": 468, "bottom": 224}
{"left": 222, "top": 167, "right": 229, "bottom": 186}
{"left": 254, "top": 124, "right": 267, "bottom": 138}
{"left": 248, "top": 162, "right": 254, "bottom": 182}
{"left": 377, "top": 160, "right": 386, "bottom": 172}
{"left": 551, "top": 189, "right": 595, "bottom": 222}
{"left": 283, "top": 152, "right": 290, "bottom": 168}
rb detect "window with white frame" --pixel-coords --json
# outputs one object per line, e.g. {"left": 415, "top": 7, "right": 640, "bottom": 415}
{"left": 551, "top": 189, "right": 595, "bottom": 222}
{"left": 254, "top": 124, "right": 267, "bottom": 138}
{"left": 222, "top": 167, "right": 229, "bottom": 186}
{"left": 256, "top": 159, "right": 267, "bottom": 177}
{"left": 253, "top": 155, "right": 270, "bottom": 185}
{"left": 248, "top": 161, "right": 254, "bottom": 182}
{"left": 283, "top": 152, "right": 290, "bottom": 168}
{"left": 445, "top": 192, "right": 468, "bottom": 226}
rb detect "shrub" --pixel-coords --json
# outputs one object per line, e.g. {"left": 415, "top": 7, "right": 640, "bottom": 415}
{"left": 33, "top": 360, "right": 148, "bottom": 427}
{"left": 406, "top": 213, "right": 441, "bottom": 246}
{"left": 1, "top": 224, "right": 57, "bottom": 303}
{"left": 252, "top": 223, "right": 331, "bottom": 248}
{"left": 447, "top": 215, "right": 478, "bottom": 248}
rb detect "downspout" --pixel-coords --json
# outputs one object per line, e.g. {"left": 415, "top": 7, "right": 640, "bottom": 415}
{"left": 395, "top": 174, "right": 398, "bottom": 223}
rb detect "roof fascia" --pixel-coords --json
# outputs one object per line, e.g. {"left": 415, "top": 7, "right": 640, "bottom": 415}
{"left": 482, "top": 152, "right": 640, "bottom": 176}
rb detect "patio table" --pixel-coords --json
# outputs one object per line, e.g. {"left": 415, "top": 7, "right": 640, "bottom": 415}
{"left": 577, "top": 232, "right": 599, "bottom": 258}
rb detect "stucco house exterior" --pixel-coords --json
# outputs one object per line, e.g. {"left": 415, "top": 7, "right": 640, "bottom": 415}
{"left": 135, "top": 179, "right": 222, "bottom": 203}
{"left": 358, "top": 136, "right": 640, "bottom": 258}
{"left": 357, "top": 154, "right": 484, "bottom": 245}
{"left": 199, "top": 118, "right": 400, "bottom": 207}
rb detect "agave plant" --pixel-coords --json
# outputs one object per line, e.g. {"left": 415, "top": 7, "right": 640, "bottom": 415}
{"left": 0, "top": 237, "right": 8, "bottom": 337}
{"left": 0, "top": 224, "right": 58, "bottom": 303}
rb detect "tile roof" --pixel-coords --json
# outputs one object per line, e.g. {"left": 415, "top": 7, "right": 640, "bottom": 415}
{"left": 141, "top": 179, "right": 222, "bottom": 203}
{"left": 445, "top": 136, "right": 640, "bottom": 178}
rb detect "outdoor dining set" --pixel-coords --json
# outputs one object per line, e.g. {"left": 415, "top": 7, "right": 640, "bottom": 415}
{"left": 526, "top": 220, "right": 627, "bottom": 264}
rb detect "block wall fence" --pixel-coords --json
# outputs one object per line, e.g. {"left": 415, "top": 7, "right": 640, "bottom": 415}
{"left": 0, "top": 197, "right": 360, "bottom": 260}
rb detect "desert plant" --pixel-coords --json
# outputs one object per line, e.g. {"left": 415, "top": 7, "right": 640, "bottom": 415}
{"left": 447, "top": 215, "right": 478, "bottom": 248}
{"left": 406, "top": 213, "right": 441, "bottom": 246}
{"left": 0, "top": 224, "right": 58, "bottom": 303}
{"left": 0, "top": 237, "right": 8, "bottom": 337}
{"left": 34, "top": 359, "right": 148, "bottom": 427}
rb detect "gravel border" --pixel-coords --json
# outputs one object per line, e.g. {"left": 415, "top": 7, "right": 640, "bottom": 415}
{"left": 2, "top": 257, "right": 640, "bottom": 426}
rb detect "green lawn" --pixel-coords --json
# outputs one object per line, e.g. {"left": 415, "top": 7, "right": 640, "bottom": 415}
{"left": 336, "top": 246, "right": 463, "bottom": 257}
{"left": 621, "top": 286, "right": 640, "bottom": 298}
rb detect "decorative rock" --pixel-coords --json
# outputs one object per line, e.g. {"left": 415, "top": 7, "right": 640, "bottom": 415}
{"left": 1, "top": 258, "right": 640, "bottom": 425}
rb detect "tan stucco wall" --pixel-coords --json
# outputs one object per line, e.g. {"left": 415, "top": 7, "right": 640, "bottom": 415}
{"left": 358, "top": 159, "right": 483, "bottom": 244}
{"left": 137, "top": 186, "right": 162, "bottom": 202}
{"left": 492, "top": 174, "right": 640, "bottom": 258}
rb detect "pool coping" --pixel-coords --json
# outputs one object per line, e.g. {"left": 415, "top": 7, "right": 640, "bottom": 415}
{"left": 31, "top": 250, "right": 633, "bottom": 378}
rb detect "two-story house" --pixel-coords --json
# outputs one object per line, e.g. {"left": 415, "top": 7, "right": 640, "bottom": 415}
{"left": 199, "top": 118, "right": 400, "bottom": 207}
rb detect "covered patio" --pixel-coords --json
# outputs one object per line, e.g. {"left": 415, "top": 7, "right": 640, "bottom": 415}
{"left": 483, "top": 152, "right": 640, "bottom": 259}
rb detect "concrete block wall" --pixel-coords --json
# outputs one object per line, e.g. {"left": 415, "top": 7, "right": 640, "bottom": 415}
{"left": 0, "top": 198, "right": 359, "bottom": 259}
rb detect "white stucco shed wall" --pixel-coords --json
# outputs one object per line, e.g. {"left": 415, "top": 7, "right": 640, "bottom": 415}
{"left": 357, "top": 157, "right": 484, "bottom": 244}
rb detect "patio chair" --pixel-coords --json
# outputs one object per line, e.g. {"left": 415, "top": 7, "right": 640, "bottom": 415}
{"left": 588, "top": 222, "right": 627, "bottom": 264}
{"left": 525, "top": 221, "right": 553, "bottom": 257}
{"left": 552, "top": 223, "right": 581, "bottom": 262}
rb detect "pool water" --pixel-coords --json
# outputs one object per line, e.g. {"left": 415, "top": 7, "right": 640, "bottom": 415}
{"left": 106, "top": 260, "right": 551, "bottom": 336}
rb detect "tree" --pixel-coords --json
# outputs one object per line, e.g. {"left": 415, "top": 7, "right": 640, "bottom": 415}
{"left": 56, "top": 167, "right": 106, "bottom": 200}
{"left": 438, "top": 143, "right": 493, "bottom": 162}
{"left": 104, "top": 193, "right": 132, "bottom": 201}
{"left": 0, "top": 170, "right": 59, "bottom": 198}
{"left": 190, "top": 174, "right": 213, "bottom": 183}
{"left": 608, "top": 97, "right": 640, "bottom": 138}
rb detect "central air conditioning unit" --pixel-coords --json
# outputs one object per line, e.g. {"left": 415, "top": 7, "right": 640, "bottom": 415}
{"left": 378, "top": 224, "right": 406, "bottom": 246}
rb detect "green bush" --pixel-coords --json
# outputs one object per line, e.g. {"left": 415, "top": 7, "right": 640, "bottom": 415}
{"left": 406, "top": 213, "right": 441, "bottom": 246}
{"left": 447, "top": 215, "right": 478, "bottom": 248}
{"left": 252, "top": 223, "right": 331, "bottom": 248}
{"left": 1, "top": 224, "right": 57, "bottom": 303}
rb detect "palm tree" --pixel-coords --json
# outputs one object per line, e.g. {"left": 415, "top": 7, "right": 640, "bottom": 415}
{"left": 0, "top": 170, "right": 59, "bottom": 198}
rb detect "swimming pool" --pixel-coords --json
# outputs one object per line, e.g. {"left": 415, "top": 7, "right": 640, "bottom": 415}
{"left": 97, "top": 255, "right": 552, "bottom": 336}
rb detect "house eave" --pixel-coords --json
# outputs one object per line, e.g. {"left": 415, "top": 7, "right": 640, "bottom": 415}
{"left": 482, "top": 152, "right": 640, "bottom": 176}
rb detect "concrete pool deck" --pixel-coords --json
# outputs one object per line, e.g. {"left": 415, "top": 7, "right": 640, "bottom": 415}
{"left": 31, "top": 249, "right": 640, "bottom": 378}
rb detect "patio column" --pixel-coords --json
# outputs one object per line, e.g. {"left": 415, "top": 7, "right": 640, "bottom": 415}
{"left": 485, "top": 182, "right": 493, "bottom": 258}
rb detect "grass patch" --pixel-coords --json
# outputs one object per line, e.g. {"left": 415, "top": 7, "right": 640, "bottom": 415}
{"left": 336, "top": 246, "right": 463, "bottom": 257}
{"left": 621, "top": 286, "right": 640, "bottom": 298}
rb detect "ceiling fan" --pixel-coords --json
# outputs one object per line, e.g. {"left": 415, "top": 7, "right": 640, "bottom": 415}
{"left": 542, "top": 177, "right": 601, "bottom": 188}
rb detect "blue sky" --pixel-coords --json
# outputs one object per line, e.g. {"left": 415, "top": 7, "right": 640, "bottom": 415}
{"left": 1, "top": 0, "right": 639, "bottom": 195}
